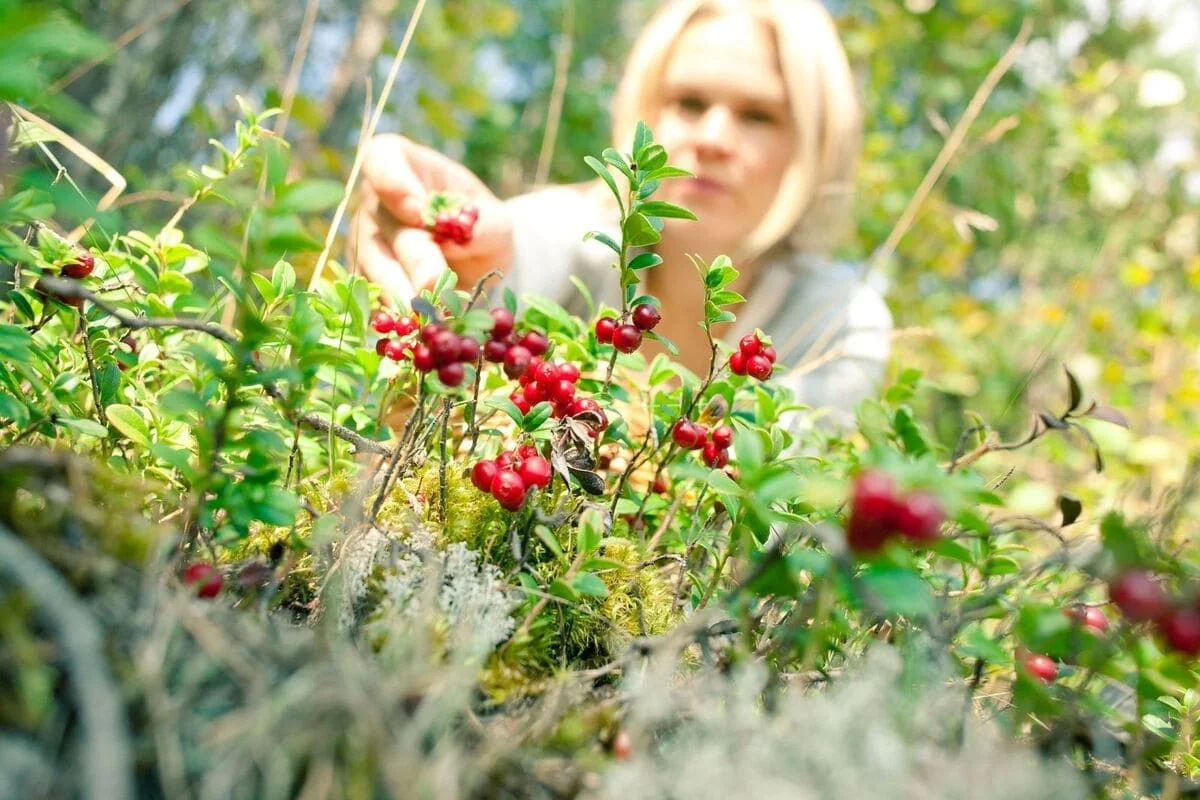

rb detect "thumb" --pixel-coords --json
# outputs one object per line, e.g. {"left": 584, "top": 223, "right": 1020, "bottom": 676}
{"left": 361, "top": 134, "right": 428, "bottom": 228}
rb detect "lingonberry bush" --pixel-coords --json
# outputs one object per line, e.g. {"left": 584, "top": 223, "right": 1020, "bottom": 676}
{"left": 2, "top": 109, "right": 1198, "bottom": 797}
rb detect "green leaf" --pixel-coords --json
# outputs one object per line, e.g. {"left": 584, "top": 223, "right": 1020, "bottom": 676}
{"left": 105, "top": 404, "right": 152, "bottom": 447}
{"left": 577, "top": 508, "right": 604, "bottom": 554}
{"left": 275, "top": 179, "right": 345, "bottom": 214}
{"left": 857, "top": 566, "right": 936, "bottom": 620}
{"left": 631, "top": 121, "right": 652, "bottom": 157}
{"left": 638, "top": 144, "right": 668, "bottom": 172}
{"left": 583, "top": 230, "right": 621, "bottom": 255}
{"left": 57, "top": 416, "right": 109, "bottom": 438}
{"left": 628, "top": 252, "right": 663, "bottom": 271}
{"left": 534, "top": 526, "right": 566, "bottom": 561}
{"left": 271, "top": 260, "right": 297, "bottom": 298}
{"left": 571, "top": 572, "right": 609, "bottom": 598}
{"left": 485, "top": 395, "right": 525, "bottom": 426}
{"left": 584, "top": 156, "right": 622, "bottom": 211}
{"left": 0, "top": 324, "right": 34, "bottom": 359}
{"left": 548, "top": 578, "right": 579, "bottom": 602}
{"left": 522, "top": 402, "right": 553, "bottom": 432}
{"left": 250, "top": 273, "right": 277, "bottom": 305}
{"left": 601, "top": 148, "right": 634, "bottom": 180}
{"left": 646, "top": 166, "right": 693, "bottom": 181}
{"left": 636, "top": 200, "right": 697, "bottom": 220}
{"left": 622, "top": 213, "right": 661, "bottom": 247}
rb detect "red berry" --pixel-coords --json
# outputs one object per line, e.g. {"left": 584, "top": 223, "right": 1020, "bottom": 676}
{"left": 520, "top": 330, "right": 549, "bottom": 356}
{"left": 484, "top": 338, "right": 509, "bottom": 363}
{"left": 1066, "top": 605, "right": 1109, "bottom": 633}
{"left": 523, "top": 382, "right": 547, "bottom": 405}
{"left": 420, "top": 323, "right": 441, "bottom": 343}
{"left": 702, "top": 441, "right": 729, "bottom": 468}
{"left": 567, "top": 397, "right": 601, "bottom": 417}
{"left": 491, "top": 470, "right": 527, "bottom": 511}
{"left": 672, "top": 420, "right": 703, "bottom": 450}
{"left": 371, "top": 310, "right": 395, "bottom": 334}
{"left": 437, "top": 362, "right": 465, "bottom": 387}
{"left": 559, "top": 362, "right": 581, "bottom": 383}
{"left": 62, "top": 252, "right": 95, "bottom": 279}
{"left": 612, "top": 324, "right": 642, "bottom": 354}
{"left": 504, "top": 345, "right": 533, "bottom": 379}
{"left": 411, "top": 344, "right": 436, "bottom": 372}
{"left": 394, "top": 315, "right": 418, "bottom": 336}
{"left": 1022, "top": 653, "right": 1058, "bottom": 684}
{"left": 490, "top": 308, "right": 515, "bottom": 339}
{"left": 631, "top": 303, "right": 661, "bottom": 331}
{"left": 711, "top": 425, "right": 734, "bottom": 449}
{"left": 120, "top": 334, "right": 138, "bottom": 353}
{"left": 1109, "top": 570, "right": 1169, "bottom": 622}
{"left": 496, "top": 451, "right": 516, "bottom": 469}
{"left": 1158, "top": 607, "right": 1200, "bottom": 655}
{"left": 612, "top": 730, "right": 632, "bottom": 760}
{"left": 894, "top": 491, "right": 944, "bottom": 542}
{"left": 384, "top": 338, "right": 408, "bottom": 361}
{"left": 728, "top": 351, "right": 747, "bottom": 375}
{"left": 550, "top": 379, "right": 576, "bottom": 405}
{"left": 471, "top": 460, "right": 499, "bottom": 493}
{"left": 517, "top": 444, "right": 539, "bottom": 460}
{"left": 847, "top": 470, "right": 901, "bottom": 554}
{"left": 595, "top": 317, "right": 617, "bottom": 344}
{"left": 457, "top": 336, "right": 481, "bottom": 363}
{"left": 746, "top": 354, "right": 773, "bottom": 380}
{"left": 510, "top": 391, "right": 532, "bottom": 415}
{"left": 760, "top": 345, "right": 777, "bottom": 364}
{"left": 532, "top": 360, "right": 559, "bottom": 386}
{"left": 652, "top": 476, "right": 669, "bottom": 494}
{"left": 518, "top": 455, "right": 553, "bottom": 490}
{"left": 429, "top": 330, "right": 461, "bottom": 366}
{"left": 375, "top": 338, "right": 389, "bottom": 357}
{"left": 182, "top": 562, "right": 222, "bottom": 599}
{"left": 738, "top": 334, "right": 761, "bottom": 356}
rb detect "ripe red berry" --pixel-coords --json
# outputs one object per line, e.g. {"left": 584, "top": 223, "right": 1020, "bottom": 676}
{"left": 375, "top": 338, "right": 389, "bottom": 357}
{"left": 558, "top": 362, "right": 581, "bottom": 383}
{"left": 728, "top": 351, "right": 747, "bottom": 376}
{"left": 550, "top": 379, "right": 576, "bottom": 405}
{"left": 1022, "top": 653, "right": 1058, "bottom": 684}
{"left": 491, "top": 470, "right": 527, "bottom": 511}
{"left": 760, "top": 345, "right": 777, "bottom": 364}
{"left": 504, "top": 345, "right": 533, "bottom": 379}
{"left": 518, "top": 455, "right": 553, "bottom": 490}
{"left": 745, "top": 354, "right": 773, "bottom": 381}
{"left": 567, "top": 397, "right": 601, "bottom": 417}
{"left": 612, "top": 730, "right": 632, "bottom": 760}
{"left": 420, "top": 323, "right": 441, "bottom": 343}
{"left": 384, "top": 339, "right": 409, "bottom": 361}
{"left": 510, "top": 391, "right": 532, "bottom": 415}
{"left": 671, "top": 420, "right": 701, "bottom": 450}
{"left": 371, "top": 310, "right": 395, "bottom": 334}
{"left": 471, "top": 460, "right": 499, "bottom": 492}
{"left": 394, "top": 315, "right": 418, "bottom": 336}
{"left": 484, "top": 338, "right": 509, "bottom": 363}
{"left": 62, "top": 252, "right": 95, "bottom": 279}
{"left": 496, "top": 450, "right": 516, "bottom": 469}
{"left": 532, "top": 360, "right": 559, "bottom": 386}
{"left": 631, "top": 303, "right": 661, "bottom": 331}
{"left": 520, "top": 330, "right": 549, "bottom": 356}
{"left": 595, "top": 317, "right": 617, "bottom": 343}
{"left": 847, "top": 470, "right": 901, "bottom": 554}
{"left": 182, "top": 562, "right": 222, "bottom": 599}
{"left": 738, "top": 334, "right": 761, "bottom": 356}
{"left": 517, "top": 444, "right": 539, "bottom": 460}
{"left": 652, "top": 475, "right": 669, "bottom": 494}
{"left": 612, "top": 324, "right": 642, "bottom": 354}
{"left": 429, "top": 330, "right": 460, "bottom": 366}
{"left": 523, "top": 382, "right": 547, "bottom": 405}
{"left": 490, "top": 308, "right": 515, "bottom": 339}
{"left": 1066, "top": 605, "right": 1109, "bottom": 633}
{"left": 894, "top": 491, "right": 944, "bottom": 542}
{"left": 1109, "top": 570, "right": 1169, "bottom": 622}
{"left": 411, "top": 344, "right": 436, "bottom": 372}
{"left": 711, "top": 425, "right": 734, "bottom": 449}
{"left": 437, "top": 362, "right": 465, "bottom": 387}
{"left": 1158, "top": 607, "right": 1200, "bottom": 655}
{"left": 702, "top": 441, "right": 730, "bottom": 469}
{"left": 457, "top": 336, "right": 481, "bottom": 363}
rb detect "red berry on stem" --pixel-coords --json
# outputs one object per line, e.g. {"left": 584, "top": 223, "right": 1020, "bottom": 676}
{"left": 670, "top": 420, "right": 702, "bottom": 449}
{"left": 595, "top": 317, "right": 617, "bottom": 344}
{"left": 394, "top": 315, "right": 418, "bottom": 336}
{"left": 760, "top": 345, "right": 777, "bottom": 364}
{"left": 1158, "top": 607, "right": 1200, "bottom": 655}
{"left": 523, "top": 382, "right": 547, "bottom": 405}
{"left": 738, "top": 334, "right": 761, "bottom": 356}
{"left": 496, "top": 451, "right": 516, "bottom": 469}
{"left": 894, "top": 491, "right": 944, "bottom": 542}
{"left": 652, "top": 475, "right": 669, "bottom": 494}
{"left": 1109, "top": 570, "right": 1169, "bottom": 622}
{"left": 520, "top": 331, "right": 549, "bottom": 356}
{"left": 702, "top": 441, "right": 729, "bottom": 469}
{"left": 510, "top": 391, "right": 532, "bottom": 415}
{"left": 532, "top": 360, "right": 559, "bottom": 386}
{"left": 371, "top": 310, "right": 395, "bottom": 334}
{"left": 491, "top": 470, "right": 527, "bottom": 511}
{"left": 567, "top": 397, "right": 601, "bottom": 417}
{"left": 458, "top": 336, "right": 481, "bottom": 363}
{"left": 375, "top": 338, "right": 390, "bottom": 357}
{"left": 746, "top": 354, "right": 773, "bottom": 381}
{"left": 471, "top": 460, "right": 499, "bottom": 493}
{"left": 559, "top": 362, "right": 581, "bottom": 383}
{"left": 490, "top": 308, "right": 515, "bottom": 339}
{"left": 1067, "top": 605, "right": 1109, "bottom": 633}
{"left": 711, "top": 425, "right": 734, "bottom": 449}
{"left": 384, "top": 339, "right": 409, "bottom": 361}
{"left": 612, "top": 324, "right": 642, "bottom": 354}
{"left": 728, "top": 351, "right": 747, "bottom": 375}
{"left": 484, "top": 338, "right": 509, "bottom": 363}
{"left": 412, "top": 344, "right": 436, "bottom": 372}
{"left": 420, "top": 323, "right": 441, "bottom": 343}
{"left": 631, "top": 303, "right": 661, "bottom": 331}
{"left": 504, "top": 345, "right": 533, "bottom": 379}
{"left": 847, "top": 469, "right": 901, "bottom": 554}
{"left": 430, "top": 330, "right": 461, "bottom": 366}
{"left": 183, "top": 562, "right": 223, "bottom": 599}
{"left": 62, "top": 252, "right": 95, "bottom": 279}
{"left": 1022, "top": 653, "right": 1058, "bottom": 684}
{"left": 437, "top": 362, "right": 465, "bottom": 387}
{"left": 517, "top": 444, "right": 539, "bottom": 460}
{"left": 550, "top": 379, "right": 576, "bottom": 405}
{"left": 518, "top": 455, "right": 552, "bottom": 490}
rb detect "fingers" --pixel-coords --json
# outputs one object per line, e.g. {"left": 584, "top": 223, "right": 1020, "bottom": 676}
{"left": 361, "top": 134, "right": 428, "bottom": 228}
{"left": 392, "top": 227, "right": 448, "bottom": 293}
{"left": 348, "top": 189, "right": 418, "bottom": 306}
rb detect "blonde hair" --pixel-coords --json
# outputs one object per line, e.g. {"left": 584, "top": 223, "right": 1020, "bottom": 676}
{"left": 609, "top": 0, "right": 862, "bottom": 259}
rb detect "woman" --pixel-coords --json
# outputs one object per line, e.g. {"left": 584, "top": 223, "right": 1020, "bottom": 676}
{"left": 353, "top": 0, "right": 891, "bottom": 428}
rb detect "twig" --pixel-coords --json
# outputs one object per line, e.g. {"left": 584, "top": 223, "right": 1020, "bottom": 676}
{"left": 0, "top": 521, "right": 134, "bottom": 800}
{"left": 533, "top": 0, "right": 575, "bottom": 185}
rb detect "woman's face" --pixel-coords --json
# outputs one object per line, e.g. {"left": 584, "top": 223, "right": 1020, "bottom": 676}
{"left": 652, "top": 12, "right": 796, "bottom": 254}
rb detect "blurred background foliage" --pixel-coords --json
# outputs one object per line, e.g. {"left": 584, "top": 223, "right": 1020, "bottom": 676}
{"left": 5, "top": 0, "right": 1199, "bottom": 525}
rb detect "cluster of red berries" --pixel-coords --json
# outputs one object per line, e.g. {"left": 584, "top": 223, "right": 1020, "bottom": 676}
{"left": 428, "top": 204, "right": 479, "bottom": 246}
{"left": 470, "top": 445, "right": 553, "bottom": 511}
{"left": 846, "top": 469, "right": 945, "bottom": 554}
{"left": 1109, "top": 569, "right": 1200, "bottom": 656}
{"left": 594, "top": 302, "right": 661, "bottom": 354}
{"left": 483, "top": 308, "right": 549, "bottom": 377}
{"left": 728, "top": 333, "right": 776, "bottom": 381}
{"left": 371, "top": 309, "right": 480, "bottom": 388}
{"left": 671, "top": 419, "right": 733, "bottom": 469}
{"left": 182, "top": 561, "right": 223, "bottom": 599}
{"left": 36, "top": 251, "right": 95, "bottom": 309}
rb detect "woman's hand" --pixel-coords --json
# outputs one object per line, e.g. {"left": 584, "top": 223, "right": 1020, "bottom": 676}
{"left": 351, "top": 134, "right": 513, "bottom": 304}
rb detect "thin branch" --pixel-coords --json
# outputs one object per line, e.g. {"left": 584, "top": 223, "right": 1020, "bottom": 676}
{"left": 533, "top": 0, "right": 574, "bottom": 185}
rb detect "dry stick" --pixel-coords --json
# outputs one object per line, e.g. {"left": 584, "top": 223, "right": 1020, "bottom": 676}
{"left": 0, "top": 522, "right": 134, "bottom": 800}
{"left": 307, "top": 0, "right": 430, "bottom": 292}
{"left": 533, "top": 0, "right": 575, "bottom": 186}
{"left": 274, "top": 0, "right": 322, "bottom": 140}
